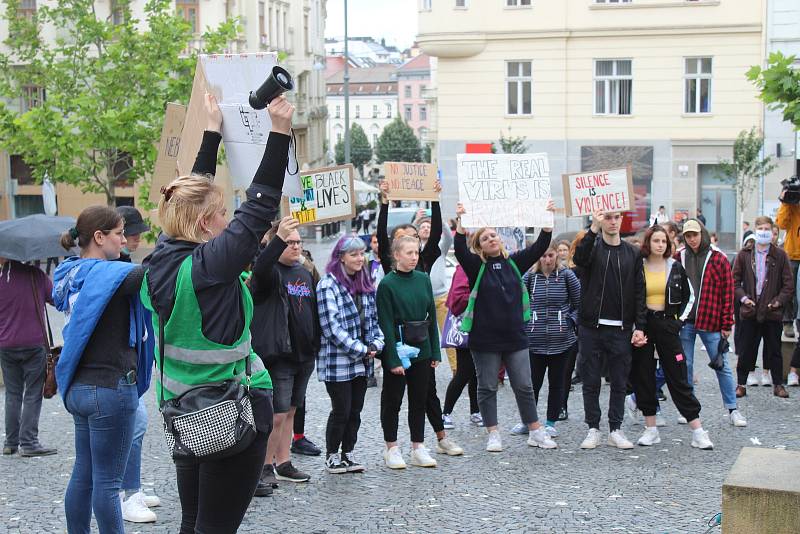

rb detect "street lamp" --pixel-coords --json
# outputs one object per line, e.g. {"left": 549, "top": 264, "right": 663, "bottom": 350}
{"left": 343, "top": 0, "right": 350, "bottom": 164}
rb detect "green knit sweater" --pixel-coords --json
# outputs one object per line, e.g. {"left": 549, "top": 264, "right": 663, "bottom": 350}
{"left": 376, "top": 269, "right": 441, "bottom": 370}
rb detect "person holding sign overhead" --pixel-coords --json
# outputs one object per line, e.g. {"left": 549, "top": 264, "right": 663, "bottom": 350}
{"left": 454, "top": 201, "right": 558, "bottom": 453}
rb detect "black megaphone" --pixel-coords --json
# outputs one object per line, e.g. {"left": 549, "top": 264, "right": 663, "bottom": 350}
{"left": 249, "top": 66, "right": 294, "bottom": 110}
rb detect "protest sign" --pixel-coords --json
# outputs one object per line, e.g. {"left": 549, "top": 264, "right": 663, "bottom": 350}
{"left": 282, "top": 164, "right": 355, "bottom": 225}
{"left": 150, "top": 103, "right": 186, "bottom": 203}
{"left": 456, "top": 153, "right": 554, "bottom": 228}
{"left": 562, "top": 166, "right": 633, "bottom": 217}
{"left": 384, "top": 161, "right": 439, "bottom": 201}
{"left": 177, "top": 53, "right": 301, "bottom": 197}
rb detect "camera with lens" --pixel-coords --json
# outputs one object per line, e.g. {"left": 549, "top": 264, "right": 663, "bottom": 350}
{"left": 780, "top": 175, "right": 800, "bottom": 204}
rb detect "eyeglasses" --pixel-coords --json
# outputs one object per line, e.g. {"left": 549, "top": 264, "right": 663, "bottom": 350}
{"left": 286, "top": 240, "right": 303, "bottom": 247}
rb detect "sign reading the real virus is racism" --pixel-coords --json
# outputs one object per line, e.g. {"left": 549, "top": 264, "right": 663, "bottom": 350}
{"left": 456, "top": 153, "right": 554, "bottom": 228}
{"left": 282, "top": 164, "right": 355, "bottom": 225}
{"left": 562, "top": 166, "right": 633, "bottom": 217}
{"left": 384, "top": 161, "right": 439, "bottom": 201}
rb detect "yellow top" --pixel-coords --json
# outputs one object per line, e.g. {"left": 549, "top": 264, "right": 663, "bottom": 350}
{"left": 644, "top": 266, "right": 666, "bottom": 309}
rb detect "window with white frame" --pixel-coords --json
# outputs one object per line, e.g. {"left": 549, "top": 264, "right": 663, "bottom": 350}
{"left": 373, "top": 133, "right": 378, "bottom": 146}
{"left": 373, "top": 104, "right": 378, "bottom": 118}
{"left": 404, "top": 85, "right": 412, "bottom": 98}
{"left": 419, "top": 105, "right": 427, "bottom": 121}
{"left": 355, "top": 105, "right": 360, "bottom": 118}
{"left": 506, "top": 61, "right": 532, "bottom": 115}
{"left": 385, "top": 103, "right": 392, "bottom": 118}
{"left": 594, "top": 59, "right": 632, "bottom": 115}
{"left": 335, "top": 105, "right": 340, "bottom": 118}
{"left": 404, "top": 105, "right": 413, "bottom": 121}
{"left": 455, "top": 0, "right": 467, "bottom": 8}
{"left": 684, "top": 57, "right": 712, "bottom": 114}
{"left": 421, "top": 0, "right": 432, "bottom": 11}
{"left": 21, "top": 85, "right": 45, "bottom": 112}
{"left": 506, "top": 0, "right": 531, "bottom": 6}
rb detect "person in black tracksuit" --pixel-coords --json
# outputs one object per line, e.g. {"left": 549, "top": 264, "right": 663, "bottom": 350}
{"left": 572, "top": 211, "right": 647, "bottom": 450}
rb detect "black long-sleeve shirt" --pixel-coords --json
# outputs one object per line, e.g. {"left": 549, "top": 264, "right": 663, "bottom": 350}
{"left": 454, "top": 229, "right": 551, "bottom": 352}
{"left": 377, "top": 201, "right": 442, "bottom": 275}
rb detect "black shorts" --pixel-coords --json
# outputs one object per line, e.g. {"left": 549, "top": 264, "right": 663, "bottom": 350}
{"left": 267, "top": 359, "right": 315, "bottom": 414}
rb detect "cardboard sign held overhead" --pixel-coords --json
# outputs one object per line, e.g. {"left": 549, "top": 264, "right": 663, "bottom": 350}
{"left": 177, "top": 53, "right": 302, "bottom": 197}
{"left": 150, "top": 103, "right": 186, "bottom": 204}
{"left": 457, "top": 153, "right": 554, "bottom": 228}
{"left": 384, "top": 161, "right": 439, "bottom": 201}
{"left": 283, "top": 164, "right": 356, "bottom": 225}
{"left": 562, "top": 166, "right": 633, "bottom": 217}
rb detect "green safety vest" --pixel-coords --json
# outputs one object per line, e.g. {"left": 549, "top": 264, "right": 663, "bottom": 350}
{"left": 140, "top": 255, "right": 271, "bottom": 402}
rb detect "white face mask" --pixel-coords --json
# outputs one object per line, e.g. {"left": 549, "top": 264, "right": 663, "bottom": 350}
{"left": 755, "top": 229, "right": 772, "bottom": 245}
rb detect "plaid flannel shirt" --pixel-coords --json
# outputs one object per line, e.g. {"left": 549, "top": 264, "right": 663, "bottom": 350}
{"left": 677, "top": 247, "right": 734, "bottom": 332}
{"left": 316, "top": 274, "right": 385, "bottom": 382}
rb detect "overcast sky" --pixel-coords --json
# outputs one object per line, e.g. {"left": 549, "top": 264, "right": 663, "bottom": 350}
{"left": 325, "top": 0, "right": 419, "bottom": 50}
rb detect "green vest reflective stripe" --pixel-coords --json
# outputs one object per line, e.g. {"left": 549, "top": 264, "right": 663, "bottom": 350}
{"left": 460, "top": 258, "right": 530, "bottom": 333}
{"left": 140, "top": 255, "right": 272, "bottom": 401}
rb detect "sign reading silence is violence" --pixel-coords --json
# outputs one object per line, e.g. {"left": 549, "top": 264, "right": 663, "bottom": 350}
{"left": 562, "top": 166, "right": 634, "bottom": 217}
{"left": 281, "top": 164, "right": 356, "bottom": 225}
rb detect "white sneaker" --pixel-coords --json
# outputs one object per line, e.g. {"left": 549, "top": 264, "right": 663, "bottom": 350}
{"left": 580, "top": 428, "right": 602, "bottom": 449}
{"left": 383, "top": 445, "right": 407, "bottom": 469}
{"left": 655, "top": 412, "right": 667, "bottom": 427}
{"left": 486, "top": 430, "right": 503, "bottom": 452}
{"left": 435, "top": 437, "right": 464, "bottom": 456}
{"left": 442, "top": 413, "right": 455, "bottom": 430}
{"left": 122, "top": 491, "right": 157, "bottom": 523}
{"left": 788, "top": 371, "right": 799, "bottom": 387}
{"left": 409, "top": 445, "right": 437, "bottom": 467}
{"left": 608, "top": 429, "right": 634, "bottom": 449}
{"left": 142, "top": 494, "right": 161, "bottom": 508}
{"left": 509, "top": 423, "right": 528, "bottom": 435}
{"left": 470, "top": 412, "right": 484, "bottom": 426}
{"left": 746, "top": 371, "right": 759, "bottom": 386}
{"left": 625, "top": 394, "right": 639, "bottom": 423}
{"left": 691, "top": 429, "right": 714, "bottom": 450}
{"left": 544, "top": 425, "right": 558, "bottom": 438}
{"left": 637, "top": 427, "right": 661, "bottom": 446}
{"left": 729, "top": 410, "right": 748, "bottom": 427}
{"left": 761, "top": 370, "right": 773, "bottom": 387}
{"left": 528, "top": 427, "right": 557, "bottom": 449}
{"left": 677, "top": 415, "right": 688, "bottom": 425}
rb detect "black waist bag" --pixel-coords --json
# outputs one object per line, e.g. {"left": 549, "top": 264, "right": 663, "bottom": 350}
{"left": 402, "top": 320, "right": 430, "bottom": 344}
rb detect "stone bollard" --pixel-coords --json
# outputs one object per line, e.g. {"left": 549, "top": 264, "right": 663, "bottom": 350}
{"left": 722, "top": 447, "right": 800, "bottom": 534}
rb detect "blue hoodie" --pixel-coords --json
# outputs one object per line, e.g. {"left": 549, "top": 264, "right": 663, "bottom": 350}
{"left": 52, "top": 257, "right": 154, "bottom": 399}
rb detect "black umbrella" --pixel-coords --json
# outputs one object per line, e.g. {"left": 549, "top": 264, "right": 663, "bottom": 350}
{"left": 0, "top": 214, "right": 76, "bottom": 262}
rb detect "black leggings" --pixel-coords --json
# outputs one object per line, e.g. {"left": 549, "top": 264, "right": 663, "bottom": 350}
{"left": 175, "top": 431, "right": 269, "bottom": 534}
{"left": 631, "top": 313, "right": 701, "bottom": 421}
{"left": 530, "top": 350, "right": 568, "bottom": 423}
{"left": 381, "top": 358, "right": 430, "bottom": 443}
{"left": 443, "top": 348, "right": 479, "bottom": 415}
{"left": 325, "top": 377, "right": 368, "bottom": 455}
{"left": 561, "top": 343, "right": 579, "bottom": 409}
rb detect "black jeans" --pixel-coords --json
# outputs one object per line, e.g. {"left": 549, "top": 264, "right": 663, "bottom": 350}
{"left": 324, "top": 377, "right": 368, "bottom": 455}
{"left": 579, "top": 326, "right": 632, "bottom": 431}
{"left": 784, "top": 260, "right": 800, "bottom": 323}
{"left": 561, "top": 343, "right": 579, "bottom": 410}
{"left": 0, "top": 346, "right": 46, "bottom": 449}
{"left": 736, "top": 319, "right": 784, "bottom": 386}
{"left": 425, "top": 366, "right": 445, "bottom": 433}
{"left": 631, "top": 313, "right": 701, "bottom": 421}
{"left": 293, "top": 400, "right": 305, "bottom": 436}
{"left": 443, "top": 348, "right": 479, "bottom": 415}
{"left": 381, "top": 358, "right": 430, "bottom": 443}
{"left": 530, "top": 350, "right": 568, "bottom": 423}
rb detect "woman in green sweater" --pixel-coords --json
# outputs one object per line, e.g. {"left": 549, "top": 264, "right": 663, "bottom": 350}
{"left": 378, "top": 235, "right": 455, "bottom": 469}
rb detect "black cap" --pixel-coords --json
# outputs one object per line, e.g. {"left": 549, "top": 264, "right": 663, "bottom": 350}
{"left": 116, "top": 206, "right": 150, "bottom": 236}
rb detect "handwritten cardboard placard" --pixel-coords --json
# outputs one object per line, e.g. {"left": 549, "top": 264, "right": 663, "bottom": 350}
{"left": 150, "top": 103, "right": 186, "bottom": 203}
{"left": 456, "top": 153, "right": 554, "bottom": 228}
{"left": 283, "top": 164, "right": 356, "bottom": 225}
{"left": 562, "top": 166, "right": 633, "bottom": 217}
{"left": 384, "top": 161, "right": 438, "bottom": 201}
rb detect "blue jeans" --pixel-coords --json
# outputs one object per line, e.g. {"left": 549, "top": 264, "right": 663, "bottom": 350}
{"left": 679, "top": 323, "right": 738, "bottom": 410}
{"left": 121, "top": 397, "right": 147, "bottom": 492}
{"left": 64, "top": 379, "right": 138, "bottom": 534}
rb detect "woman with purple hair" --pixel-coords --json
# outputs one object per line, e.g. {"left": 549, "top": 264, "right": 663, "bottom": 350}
{"left": 316, "top": 235, "right": 385, "bottom": 474}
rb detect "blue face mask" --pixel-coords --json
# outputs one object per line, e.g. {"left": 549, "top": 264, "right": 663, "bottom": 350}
{"left": 755, "top": 230, "right": 772, "bottom": 245}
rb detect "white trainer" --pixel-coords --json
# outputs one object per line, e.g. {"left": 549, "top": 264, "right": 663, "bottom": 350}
{"left": 788, "top": 371, "right": 800, "bottom": 387}
{"left": 608, "top": 429, "right": 634, "bottom": 449}
{"left": 691, "top": 429, "right": 714, "bottom": 450}
{"left": 544, "top": 425, "right": 558, "bottom": 438}
{"left": 528, "top": 427, "right": 557, "bottom": 449}
{"left": 637, "top": 427, "right": 661, "bottom": 446}
{"left": 509, "top": 423, "right": 528, "bottom": 435}
{"left": 677, "top": 415, "right": 688, "bottom": 425}
{"left": 625, "top": 394, "right": 639, "bottom": 423}
{"left": 746, "top": 371, "right": 759, "bottom": 386}
{"left": 409, "top": 445, "right": 437, "bottom": 467}
{"left": 486, "top": 430, "right": 503, "bottom": 452}
{"left": 435, "top": 437, "right": 464, "bottom": 456}
{"left": 729, "top": 410, "right": 748, "bottom": 427}
{"left": 580, "top": 428, "right": 602, "bottom": 450}
{"left": 655, "top": 412, "right": 667, "bottom": 427}
{"left": 122, "top": 491, "right": 157, "bottom": 523}
{"left": 761, "top": 370, "right": 773, "bottom": 387}
{"left": 383, "top": 445, "right": 407, "bottom": 469}
{"left": 142, "top": 493, "right": 161, "bottom": 508}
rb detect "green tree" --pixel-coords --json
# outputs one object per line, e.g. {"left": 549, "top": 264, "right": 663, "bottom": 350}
{"left": 747, "top": 52, "right": 800, "bottom": 128}
{"left": 0, "top": 0, "right": 239, "bottom": 206}
{"left": 334, "top": 123, "right": 372, "bottom": 174}
{"left": 498, "top": 130, "right": 528, "bottom": 154}
{"left": 717, "top": 128, "right": 777, "bottom": 237}
{"left": 375, "top": 118, "right": 421, "bottom": 163}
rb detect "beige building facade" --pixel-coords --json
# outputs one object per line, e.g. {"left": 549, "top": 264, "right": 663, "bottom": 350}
{"left": 419, "top": 0, "right": 770, "bottom": 249}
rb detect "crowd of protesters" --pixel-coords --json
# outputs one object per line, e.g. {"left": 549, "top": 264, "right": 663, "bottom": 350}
{"left": 4, "top": 92, "right": 800, "bottom": 533}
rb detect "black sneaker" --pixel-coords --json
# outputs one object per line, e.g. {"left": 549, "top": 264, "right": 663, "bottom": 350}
{"left": 20, "top": 445, "right": 57, "bottom": 457}
{"left": 275, "top": 461, "right": 310, "bottom": 483}
{"left": 325, "top": 453, "right": 347, "bottom": 474}
{"left": 254, "top": 466, "right": 274, "bottom": 497}
{"left": 341, "top": 452, "right": 365, "bottom": 473}
{"left": 291, "top": 436, "right": 322, "bottom": 456}
{"left": 366, "top": 376, "right": 378, "bottom": 388}
{"left": 571, "top": 374, "right": 582, "bottom": 385}
{"left": 557, "top": 407, "right": 568, "bottom": 421}
{"left": 656, "top": 388, "right": 667, "bottom": 402}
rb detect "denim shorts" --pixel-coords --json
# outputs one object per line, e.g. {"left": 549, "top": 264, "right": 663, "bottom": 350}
{"left": 267, "top": 359, "right": 315, "bottom": 413}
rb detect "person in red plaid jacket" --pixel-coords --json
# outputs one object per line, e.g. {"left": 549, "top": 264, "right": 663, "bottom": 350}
{"left": 674, "top": 219, "right": 747, "bottom": 427}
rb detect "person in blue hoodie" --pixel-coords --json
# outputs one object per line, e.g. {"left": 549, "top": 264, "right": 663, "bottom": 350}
{"left": 53, "top": 205, "right": 151, "bottom": 534}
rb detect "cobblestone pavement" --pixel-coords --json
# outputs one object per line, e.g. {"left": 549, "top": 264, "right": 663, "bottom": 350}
{"left": 3, "top": 340, "right": 799, "bottom": 534}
